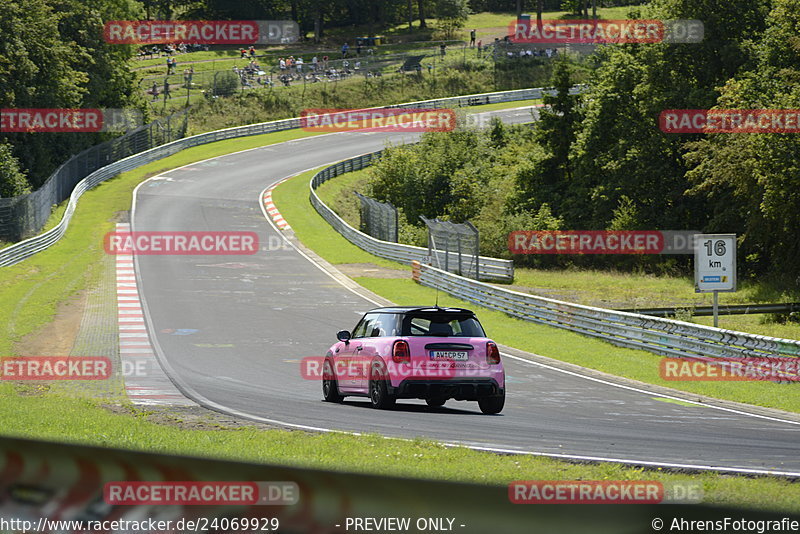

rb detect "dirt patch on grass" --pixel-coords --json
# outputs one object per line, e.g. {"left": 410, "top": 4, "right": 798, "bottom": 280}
{"left": 102, "top": 403, "right": 291, "bottom": 432}
{"left": 336, "top": 263, "right": 408, "bottom": 279}
{"left": 15, "top": 290, "right": 87, "bottom": 357}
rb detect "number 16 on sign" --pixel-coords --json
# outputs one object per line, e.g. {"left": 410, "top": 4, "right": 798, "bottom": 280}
{"left": 694, "top": 234, "right": 737, "bottom": 327}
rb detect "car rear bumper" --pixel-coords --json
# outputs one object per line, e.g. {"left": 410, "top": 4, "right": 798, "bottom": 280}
{"left": 391, "top": 378, "right": 503, "bottom": 401}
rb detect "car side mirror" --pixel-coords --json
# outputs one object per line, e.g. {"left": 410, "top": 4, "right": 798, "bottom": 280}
{"left": 337, "top": 330, "right": 351, "bottom": 343}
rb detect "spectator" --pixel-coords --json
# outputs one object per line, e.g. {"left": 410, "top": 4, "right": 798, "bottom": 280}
{"left": 296, "top": 57, "right": 303, "bottom": 72}
{"left": 279, "top": 57, "right": 286, "bottom": 71}
{"left": 356, "top": 44, "right": 362, "bottom": 56}
{"left": 322, "top": 55, "right": 329, "bottom": 69}
{"left": 440, "top": 42, "right": 446, "bottom": 56}
{"left": 151, "top": 81, "right": 159, "bottom": 101}
{"left": 312, "top": 55, "right": 318, "bottom": 71}
{"left": 163, "top": 79, "right": 171, "bottom": 100}
{"left": 341, "top": 42, "right": 349, "bottom": 58}
{"left": 249, "top": 46, "right": 256, "bottom": 58}
{"left": 470, "top": 29, "right": 476, "bottom": 47}
{"left": 240, "top": 48, "right": 247, "bottom": 58}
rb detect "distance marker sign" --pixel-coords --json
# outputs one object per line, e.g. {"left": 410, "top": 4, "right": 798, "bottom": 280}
{"left": 694, "top": 234, "right": 736, "bottom": 292}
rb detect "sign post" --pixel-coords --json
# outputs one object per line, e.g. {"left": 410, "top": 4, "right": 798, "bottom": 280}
{"left": 694, "top": 234, "right": 737, "bottom": 327}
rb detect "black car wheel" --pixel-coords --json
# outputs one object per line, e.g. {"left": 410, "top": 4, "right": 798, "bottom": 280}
{"left": 425, "top": 397, "right": 447, "bottom": 408}
{"left": 369, "top": 361, "right": 395, "bottom": 409}
{"left": 322, "top": 359, "right": 343, "bottom": 403}
{"left": 478, "top": 390, "right": 505, "bottom": 414}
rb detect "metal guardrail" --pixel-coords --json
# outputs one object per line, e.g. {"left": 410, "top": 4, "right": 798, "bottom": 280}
{"left": 622, "top": 302, "right": 800, "bottom": 318}
{"left": 0, "top": 86, "right": 568, "bottom": 268}
{"left": 411, "top": 261, "right": 800, "bottom": 362}
{"left": 310, "top": 152, "right": 514, "bottom": 282}
{"left": 0, "top": 111, "right": 188, "bottom": 242}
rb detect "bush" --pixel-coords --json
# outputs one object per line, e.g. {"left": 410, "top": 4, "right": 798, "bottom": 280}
{"left": 212, "top": 71, "right": 239, "bottom": 97}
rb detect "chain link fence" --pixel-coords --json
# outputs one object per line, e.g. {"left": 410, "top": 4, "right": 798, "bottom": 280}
{"left": 0, "top": 110, "right": 188, "bottom": 242}
{"left": 310, "top": 151, "right": 514, "bottom": 281}
{"left": 420, "top": 216, "right": 480, "bottom": 279}
{"left": 137, "top": 50, "right": 450, "bottom": 105}
{"left": 354, "top": 192, "right": 398, "bottom": 243}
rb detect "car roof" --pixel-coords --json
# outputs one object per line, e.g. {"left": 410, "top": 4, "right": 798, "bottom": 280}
{"left": 365, "top": 306, "right": 476, "bottom": 315}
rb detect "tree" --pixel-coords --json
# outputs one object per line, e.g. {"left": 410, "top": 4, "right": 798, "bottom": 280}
{"left": 433, "top": 0, "right": 470, "bottom": 39}
{"left": 0, "top": 143, "right": 29, "bottom": 198}
{"left": 0, "top": 0, "right": 145, "bottom": 189}
{"left": 513, "top": 59, "right": 580, "bottom": 215}
{"left": 567, "top": 0, "right": 770, "bottom": 231}
{"left": 683, "top": 0, "right": 800, "bottom": 279}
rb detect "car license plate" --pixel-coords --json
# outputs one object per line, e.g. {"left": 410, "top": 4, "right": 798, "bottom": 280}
{"left": 430, "top": 350, "right": 469, "bottom": 361}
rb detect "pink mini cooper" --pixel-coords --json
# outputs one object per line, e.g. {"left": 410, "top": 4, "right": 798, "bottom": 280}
{"left": 322, "top": 306, "right": 505, "bottom": 414}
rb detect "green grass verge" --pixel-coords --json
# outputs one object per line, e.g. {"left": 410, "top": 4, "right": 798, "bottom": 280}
{"left": 273, "top": 168, "right": 403, "bottom": 270}
{"left": 273, "top": 169, "right": 800, "bottom": 414}
{"left": 508, "top": 268, "right": 800, "bottom": 340}
{"left": 0, "top": 382, "right": 798, "bottom": 512}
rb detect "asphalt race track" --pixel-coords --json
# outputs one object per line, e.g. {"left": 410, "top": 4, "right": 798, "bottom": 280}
{"left": 132, "top": 107, "right": 800, "bottom": 475}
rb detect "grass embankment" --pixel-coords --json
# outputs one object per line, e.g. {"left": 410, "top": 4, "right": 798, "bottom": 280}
{"left": 180, "top": 59, "right": 556, "bottom": 133}
{"left": 2, "top": 381, "right": 798, "bottom": 512}
{"left": 275, "top": 168, "right": 800, "bottom": 414}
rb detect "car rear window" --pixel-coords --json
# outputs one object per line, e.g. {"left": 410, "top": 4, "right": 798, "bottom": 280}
{"left": 400, "top": 313, "right": 485, "bottom": 337}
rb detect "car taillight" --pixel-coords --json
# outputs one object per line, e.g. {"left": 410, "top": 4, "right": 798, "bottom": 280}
{"left": 487, "top": 342, "right": 500, "bottom": 364}
{"left": 392, "top": 340, "right": 410, "bottom": 363}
